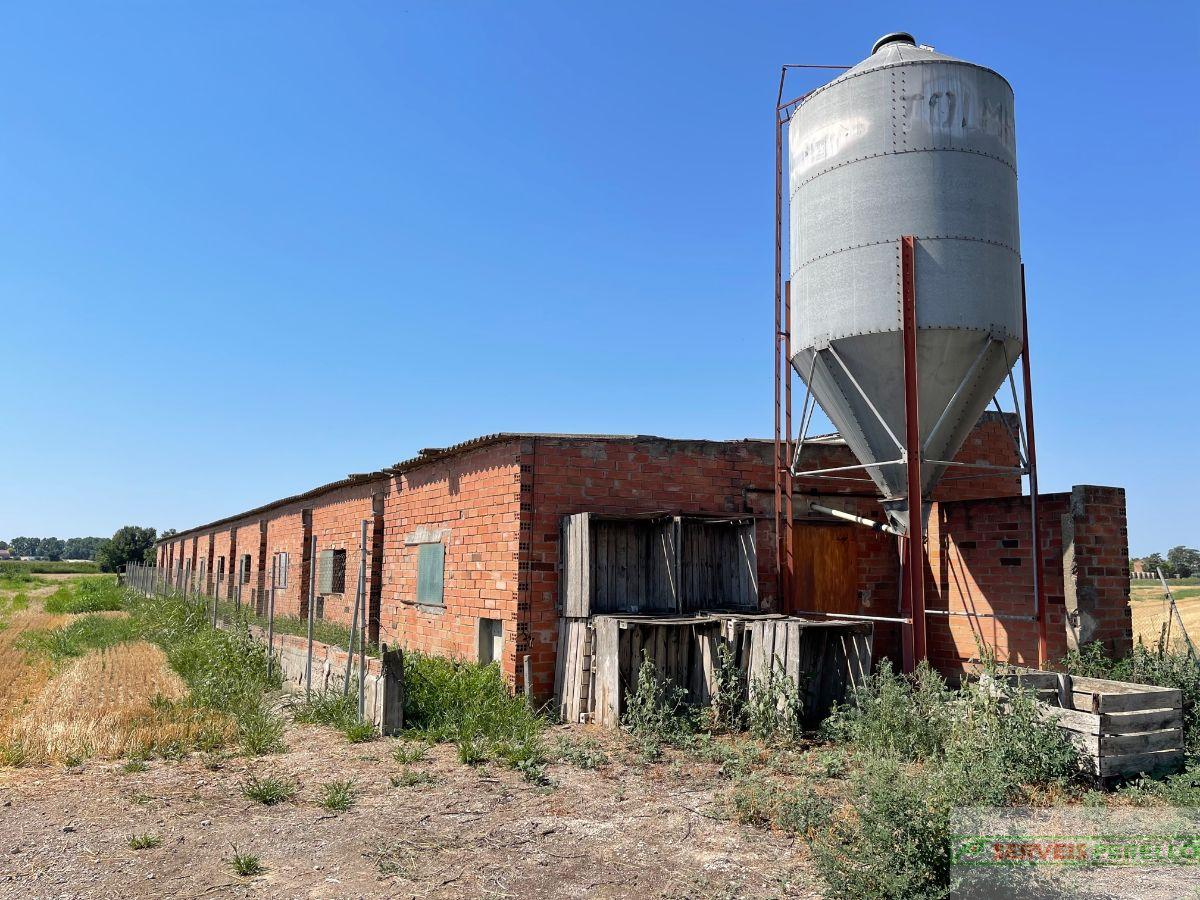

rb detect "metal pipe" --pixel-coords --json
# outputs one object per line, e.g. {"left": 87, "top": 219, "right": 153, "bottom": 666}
{"left": 306, "top": 535, "right": 317, "bottom": 698}
{"left": 774, "top": 100, "right": 785, "bottom": 613}
{"left": 793, "top": 458, "right": 905, "bottom": 478}
{"left": 925, "top": 609, "right": 1037, "bottom": 622}
{"left": 790, "top": 610, "right": 913, "bottom": 624}
{"left": 1021, "top": 267, "right": 1048, "bottom": 667}
{"left": 358, "top": 519, "right": 367, "bottom": 717}
{"left": 267, "top": 555, "right": 277, "bottom": 680}
{"left": 783, "top": 280, "right": 794, "bottom": 608}
{"left": 808, "top": 502, "right": 902, "bottom": 537}
{"left": 923, "top": 459, "right": 1027, "bottom": 474}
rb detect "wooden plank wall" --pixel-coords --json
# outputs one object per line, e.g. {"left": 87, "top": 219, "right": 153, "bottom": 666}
{"left": 746, "top": 618, "right": 874, "bottom": 724}
{"left": 562, "top": 515, "right": 759, "bottom": 618}
{"left": 578, "top": 613, "right": 872, "bottom": 728}
{"left": 679, "top": 521, "right": 758, "bottom": 612}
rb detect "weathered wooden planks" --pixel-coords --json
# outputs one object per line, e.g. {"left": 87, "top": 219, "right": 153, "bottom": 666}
{"left": 745, "top": 617, "right": 874, "bottom": 724}
{"left": 559, "top": 514, "right": 759, "bottom": 618}
{"left": 555, "top": 619, "right": 594, "bottom": 723}
{"left": 986, "top": 666, "right": 1185, "bottom": 781}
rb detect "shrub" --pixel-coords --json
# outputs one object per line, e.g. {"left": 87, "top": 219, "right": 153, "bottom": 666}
{"left": 242, "top": 774, "right": 298, "bottom": 805}
{"left": 403, "top": 653, "right": 544, "bottom": 771}
{"left": 823, "top": 663, "right": 954, "bottom": 760}
{"left": 747, "top": 668, "right": 805, "bottom": 743}
{"left": 621, "top": 653, "right": 696, "bottom": 752}
{"left": 810, "top": 758, "right": 951, "bottom": 900}
{"left": 822, "top": 662, "right": 1082, "bottom": 806}
{"left": 709, "top": 642, "right": 746, "bottom": 730}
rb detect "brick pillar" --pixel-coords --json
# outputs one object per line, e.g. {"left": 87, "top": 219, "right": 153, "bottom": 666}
{"left": 1062, "top": 485, "right": 1133, "bottom": 656}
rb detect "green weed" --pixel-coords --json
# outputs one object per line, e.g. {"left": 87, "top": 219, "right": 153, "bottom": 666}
{"left": 390, "top": 740, "right": 430, "bottom": 764}
{"left": 390, "top": 769, "right": 435, "bottom": 788}
{"left": 621, "top": 653, "right": 696, "bottom": 754}
{"left": 42, "top": 577, "right": 124, "bottom": 614}
{"left": 229, "top": 846, "right": 264, "bottom": 877}
{"left": 291, "top": 690, "right": 376, "bottom": 743}
{"left": 127, "top": 832, "right": 162, "bottom": 850}
{"left": 553, "top": 736, "right": 609, "bottom": 770}
{"left": 403, "top": 653, "right": 545, "bottom": 772}
{"left": 242, "top": 774, "right": 298, "bottom": 805}
{"left": 320, "top": 779, "right": 355, "bottom": 811}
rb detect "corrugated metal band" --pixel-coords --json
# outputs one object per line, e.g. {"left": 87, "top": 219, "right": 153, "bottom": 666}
{"left": 794, "top": 234, "right": 1019, "bottom": 271}
{"left": 790, "top": 146, "right": 1018, "bottom": 192}
{"left": 794, "top": 57, "right": 1013, "bottom": 108}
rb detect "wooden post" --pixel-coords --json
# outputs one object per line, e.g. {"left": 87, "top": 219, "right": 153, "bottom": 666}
{"left": 381, "top": 646, "right": 405, "bottom": 735}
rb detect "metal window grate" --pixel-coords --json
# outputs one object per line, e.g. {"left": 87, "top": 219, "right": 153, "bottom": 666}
{"left": 417, "top": 543, "right": 445, "bottom": 606}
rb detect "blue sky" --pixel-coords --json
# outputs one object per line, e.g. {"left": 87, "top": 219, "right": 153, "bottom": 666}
{"left": 0, "top": 2, "right": 1195, "bottom": 556}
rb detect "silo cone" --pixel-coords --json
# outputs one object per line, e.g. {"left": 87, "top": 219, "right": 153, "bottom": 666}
{"left": 788, "top": 33, "right": 1022, "bottom": 532}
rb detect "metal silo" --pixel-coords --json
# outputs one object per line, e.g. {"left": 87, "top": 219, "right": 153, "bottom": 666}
{"left": 787, "top": 32, "right": 1022, "bottom": 530}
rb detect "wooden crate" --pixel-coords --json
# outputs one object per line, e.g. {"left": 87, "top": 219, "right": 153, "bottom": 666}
{"left": 560, "top": 513, "right": 757, "bottom": 618}
{"left": 985, "top": 668, "right": 1184, "bottom": 780}
{"left": 591, "top": 615, "right": 723, "bottom": 727}
{"left": 746, "top": 617, "right": 874, "bottom": 723}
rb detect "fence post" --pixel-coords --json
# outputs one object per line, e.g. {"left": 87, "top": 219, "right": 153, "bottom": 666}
{"left": 306, "top": 534, "right": 317, "bottom": 698}
{"left": 267, "top": 554, "right": 277, "bottom": 681}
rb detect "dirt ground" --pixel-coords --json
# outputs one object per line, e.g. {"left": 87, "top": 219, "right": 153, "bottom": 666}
{"left": 0, "top": 723, "right": 812, "bottom": 900}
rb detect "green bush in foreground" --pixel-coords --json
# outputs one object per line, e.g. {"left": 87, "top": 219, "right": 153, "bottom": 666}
{"left": 42, "top": 577, "right": 124, "bottom": 614}
{"left": 403, "top": 653, "right": 544, "bottom": 774}
{"left": 125, "top": 592, "right": 285, "bottom": 755}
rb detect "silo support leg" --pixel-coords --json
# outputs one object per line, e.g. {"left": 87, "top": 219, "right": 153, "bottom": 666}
{"left": 900, "top": 235, "right": 928, "bottom": 670}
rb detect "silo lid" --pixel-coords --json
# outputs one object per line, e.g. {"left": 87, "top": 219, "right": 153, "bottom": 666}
{"left": 871, "top": 32, "right": 916, "bottom": 54}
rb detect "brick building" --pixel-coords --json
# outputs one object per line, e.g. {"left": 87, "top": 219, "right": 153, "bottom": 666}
{"left": 156, "top": 413, "right": 1132, "bottom": 700}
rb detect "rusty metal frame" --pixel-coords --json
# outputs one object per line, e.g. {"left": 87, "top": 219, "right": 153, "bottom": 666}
{"left": 900, "top": 235, "right": 927, "bottom": 669}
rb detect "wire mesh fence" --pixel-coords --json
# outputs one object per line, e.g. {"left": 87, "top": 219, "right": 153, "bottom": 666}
{"left": 1128, "top": 570, "right": 1197, "bottom": 656}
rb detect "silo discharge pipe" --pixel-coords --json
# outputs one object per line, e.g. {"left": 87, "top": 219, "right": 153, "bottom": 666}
{"left": 806, "top": 502, "right": 902, "bottom": 537}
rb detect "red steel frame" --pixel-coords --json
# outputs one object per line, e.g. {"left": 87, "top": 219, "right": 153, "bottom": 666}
{"left": 773, "top": 65, "right": 1048, "bottom": 671}
{"left": 900, "top": 236, "right": 927, "bottom": 668}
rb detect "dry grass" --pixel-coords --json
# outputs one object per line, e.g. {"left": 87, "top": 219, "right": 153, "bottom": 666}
{"left": 1130, "top": 579, "right": 1200, "bottom": 649}
{"left": 5, "top": 641, "right": 234, "bottom": 764}
{"left": 0, "top": 605, "right": 69, "bottom": 734}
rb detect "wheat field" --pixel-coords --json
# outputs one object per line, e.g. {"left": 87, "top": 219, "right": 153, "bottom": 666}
{"left": 5, "top": 641, "right": 233, "bottom": 764}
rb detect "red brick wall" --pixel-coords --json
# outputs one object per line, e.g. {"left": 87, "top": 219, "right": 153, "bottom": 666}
{"left": 151, "top": 420, "right": 1128, "bottom": 701}
{"left": 264, "top": 509, "right": 309, "bottom": 621}
{"left": 1061, "top": 486, "right": 1133, "bottom": 654}
{"left": 308, "top": 482, "right": 387, "bottom": 633}
{"left": 379, "top": 441, "right": 524, "bottom": 679}
{"left": 524, "top": 436, "right": 781, "bottom": 700}
{"left": 923, "top": 485, "right": 1132, "bottom": 675}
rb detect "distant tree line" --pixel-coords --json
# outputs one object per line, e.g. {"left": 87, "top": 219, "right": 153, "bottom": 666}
{"left": 2, "top": 526, "right": 177, "bottom": 572}
{"left": 1136, "top": 546, "right": 1200, "bottom": 578}
{"left": 1, "top": 536, "right": 106, "bottom": 561}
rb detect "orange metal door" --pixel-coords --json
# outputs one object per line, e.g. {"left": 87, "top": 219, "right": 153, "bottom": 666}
{"left": 790, "top": 524, "right": 858, "bottom": 615}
